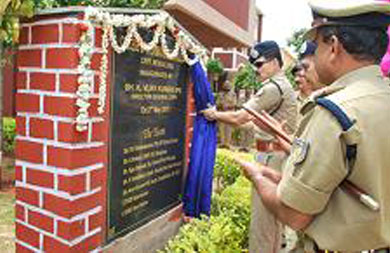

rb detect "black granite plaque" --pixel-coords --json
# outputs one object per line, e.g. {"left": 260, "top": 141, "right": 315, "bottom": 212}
{"left": 108, "top": 48, "right": 188, "bottom": 241}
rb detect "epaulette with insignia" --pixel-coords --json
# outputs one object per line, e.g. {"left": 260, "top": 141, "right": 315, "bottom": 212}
{"left": 300, "top": 86, "right": 345, "bottom": 115}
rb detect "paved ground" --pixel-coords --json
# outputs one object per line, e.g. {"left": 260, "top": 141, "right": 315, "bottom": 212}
{"left": 0, "top": 190, "right": 15, "bottom": 253}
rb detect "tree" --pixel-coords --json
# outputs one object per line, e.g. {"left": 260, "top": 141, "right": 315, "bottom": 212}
{"left": 233, "top": 63, "right": 261, "bottom": 90}
{"left": 287, "top": 28, "right": 308, "bottom": 53}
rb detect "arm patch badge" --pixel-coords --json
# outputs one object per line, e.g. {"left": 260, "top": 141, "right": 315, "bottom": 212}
{"left": 291, "top": 138, "right": 310, "bottom": 166}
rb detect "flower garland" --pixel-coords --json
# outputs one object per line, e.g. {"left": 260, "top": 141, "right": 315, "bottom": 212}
{"left": 75, "top": 7, "right": 208, "bottom": 132}
{"left": 76, "top": 22, "right": 94, "bottom": 132}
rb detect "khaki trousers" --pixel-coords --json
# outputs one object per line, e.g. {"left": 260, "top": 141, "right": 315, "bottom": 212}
{"left": 249, "top": 151, "right": 286, "bottom": 253}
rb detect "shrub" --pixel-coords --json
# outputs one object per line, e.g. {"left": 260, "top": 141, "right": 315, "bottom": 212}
{"left": 206, "top": 59, "right": 224, "bottom": 75}
{"left": 160, "top": 150, "right": 254, "bottom": 253}
{"left": 3, "top": 117, "right": 16, "bottom": 154}
{"left": 213, "top": 149, "right": 242, "bottom": 192}
{"left": 233, "top": 63, "right": 262, "bottom": 90}
{"left": 160, "top": 213, "right": 246, "bottom": 253}
{"left": 210, "top": 177, "right": 251, "bottom": 249}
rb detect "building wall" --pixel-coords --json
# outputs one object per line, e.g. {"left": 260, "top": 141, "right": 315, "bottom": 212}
{"left": 202, "top": 0, "right": 249, "bottom": 30}
{"left": 164, "top": 0, "right": 260, "bottom": 47}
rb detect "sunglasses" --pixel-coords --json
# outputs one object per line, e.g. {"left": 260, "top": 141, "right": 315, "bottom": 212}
{"left": 253, "top": 59, "right": 270, "bottom": 69}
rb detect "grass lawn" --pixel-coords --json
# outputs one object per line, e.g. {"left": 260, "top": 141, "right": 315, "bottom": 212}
{"left": 0, "top": 191, "right": 15, "bottom": 253}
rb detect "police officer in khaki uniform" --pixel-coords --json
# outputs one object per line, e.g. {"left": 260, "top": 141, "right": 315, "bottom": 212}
{"left": 203, "top": 40, "right": 297, "bottom": 253}
{"left": 237, "top": 0, "right": 390, "bottom": 252}
{"left": 219, "top": 79, "right": 237, "bottom": 148}
{"left": 295, "top": 42, "right": 322, "bottom": 104}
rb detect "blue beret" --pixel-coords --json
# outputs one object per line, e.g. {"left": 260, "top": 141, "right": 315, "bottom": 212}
{"left": 248, "top": 40, "right": 280, "bottom": 64}
{"left": 299, "top": 41, "right": 317, "bottom": 59}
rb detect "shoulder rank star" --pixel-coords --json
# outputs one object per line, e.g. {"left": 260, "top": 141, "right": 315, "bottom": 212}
{"left": 291, "top": 138, "right": 310, "bottom": 166}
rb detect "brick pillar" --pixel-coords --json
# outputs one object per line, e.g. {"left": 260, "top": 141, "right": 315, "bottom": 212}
{"left": 15, "top": 12, "right": 108, "bottom": 253}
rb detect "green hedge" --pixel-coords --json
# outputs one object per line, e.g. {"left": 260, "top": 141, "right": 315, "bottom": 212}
{"left": 213, "top": 149, "right": 242, "bottom": 193}
{"left": 3, "top": 117, "right": 15, "bottom": 154}
{"left": 160, "top": 150, "right": 253, "bottom": 253}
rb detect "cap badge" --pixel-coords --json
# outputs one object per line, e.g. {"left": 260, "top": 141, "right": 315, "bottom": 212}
{"left": 250, "top": 48, "right": 259, "bottom": 59}
{"left": 299, "top": 42, "right": 308, "bottom": 54}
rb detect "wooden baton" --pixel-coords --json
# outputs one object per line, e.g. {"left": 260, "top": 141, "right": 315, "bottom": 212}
{"left": 242, "top": 105, "right": 380, "bottom": 211}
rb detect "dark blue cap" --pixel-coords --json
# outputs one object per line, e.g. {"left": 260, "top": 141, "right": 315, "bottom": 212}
{"left": 298, "top": 41, "right": 317, "bottom": 59}
{"left": 248, "top": 40, "right": 281, "bottom": 64}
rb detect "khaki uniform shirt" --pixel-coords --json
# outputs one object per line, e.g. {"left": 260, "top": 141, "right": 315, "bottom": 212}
{"left": 244, "top": 71, "right": 298, "bottom": 139}
{"left": 221, "top": 89, "right": 237, "bottom": 111}
{"left": 278, "top": 66, "right": 390, "bottom": 251}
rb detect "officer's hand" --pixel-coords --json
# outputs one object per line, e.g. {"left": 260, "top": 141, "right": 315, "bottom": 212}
{"left": 260, "top": 166, "right": 282, "bottom": 184}
{"left": 233, "top": 157, "right": 262, "bottom": 182}
{"left": 273, "top": 135, "right": 291, "bottom": 154}
{"left": 202, "top": 107, "right": 218, "bottom": 121}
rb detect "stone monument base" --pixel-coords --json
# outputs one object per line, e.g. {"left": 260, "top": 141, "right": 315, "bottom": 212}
{"left": 103, "top": 205, "right": 182, "bottom": 253}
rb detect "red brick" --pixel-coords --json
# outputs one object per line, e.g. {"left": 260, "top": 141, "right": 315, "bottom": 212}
{"left": 46, "top": 48, "right": 78, "bottom": 69}
{"left": 26, "top": 169, "right": 54, "bottom": 188}
{"left": 58, "top": 174, "right": 86, "bottom": 195}
{"left": 90, "top": 169, "right": 104, "bottom": 190}
{"left": 30, "top": 118, "right": 54, "bottom": 139}
{"left": 44, "top": 96, "right": 77, "bottom": 117}
{"left": 16, "top": 187, "right": 39, "bottom": 207}
{"left": 72, "top": 191, "right": 101, "bottom": 216}
{"left": 19, "top": 27, "right": 30, "bottom": 45}
{"left": 89, "top": 98, "right": 99, "bottom": 117}
{"left": 16, "top": 50, "right": 42, "bottom": 68}
{"left": 88, "top": 211, "right": 103, "bottom": 231}
{"left": 16, "top": 93, "right": 40, "bottom": 113}
{"left": 43, "top": 194, "right": 71, "bottom": 218}
{"left": 43, "top": 236, "right": 70, "bottom": 253}
{"left": 32, "top": 24, "right": 59, "bottom": 44}
{"left": 28, "top": 210, "right": 54, "bottom": 233}
{"left": 62, "top": 24, "right": 80, "bottom": 44}
{"left": 91, "top": 121, "right": 105, "bottom": 142}
{"left": 95, "top": 27, "right": 102, "bottom": 48}
{"left": 71, "top": 231, "right": 101, "bottom": 252}
{"left": 30, "top": 73, "right": 56, "bottom": 91}
{"left": 44, "top": 191, "right": 101, "bottom": 218}
{"left": 57, "top": 122, "right": 88, "bottom": 143}
{"left": 16, "top": 222, "right": 40, "bottom": 249}
{"left": 16, "top": 116, "right": 26, "bottom": 136}
{"left": 15, "top": 139, "right": 43, "bottom": 164}
{"left": 16, "top": 242, "right": 35, "bottom": 253}
{"left": 91, "top": 53, "right": 102, "bottom": 71}
{"left": 57, "top": 219, "right": 85, "bottom": 241}
{"left": 16, "top": 72, "right": 27, "bottom": 90}
{"left": 15, "top": 165, "right": 23, "bottom": 182}
{"left": 47, "top": 146, "right": 104, "bottom": 169}
{"left": 15, "top": 203, "right": 25, "bottom": 221}
{"left": 93, "top": 75, "right": 100, "bottom": 94}
{"left": 59, "top": 74, "right": 78, "bottom": 93}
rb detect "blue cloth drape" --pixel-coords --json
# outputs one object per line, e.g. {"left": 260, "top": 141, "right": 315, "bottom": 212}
{"left": 183, "top": 59, "right": 217, "bottom": 217}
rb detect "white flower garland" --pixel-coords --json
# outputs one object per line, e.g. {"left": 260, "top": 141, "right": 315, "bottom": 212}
{"left": 76, "top": 22, "right": 94, "bottom": 132}
{"left": 76, "top": 7, "right": 208, "bottom": 132}
{"left": 98, "top": 24, "right": 109, "bottom": 115}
